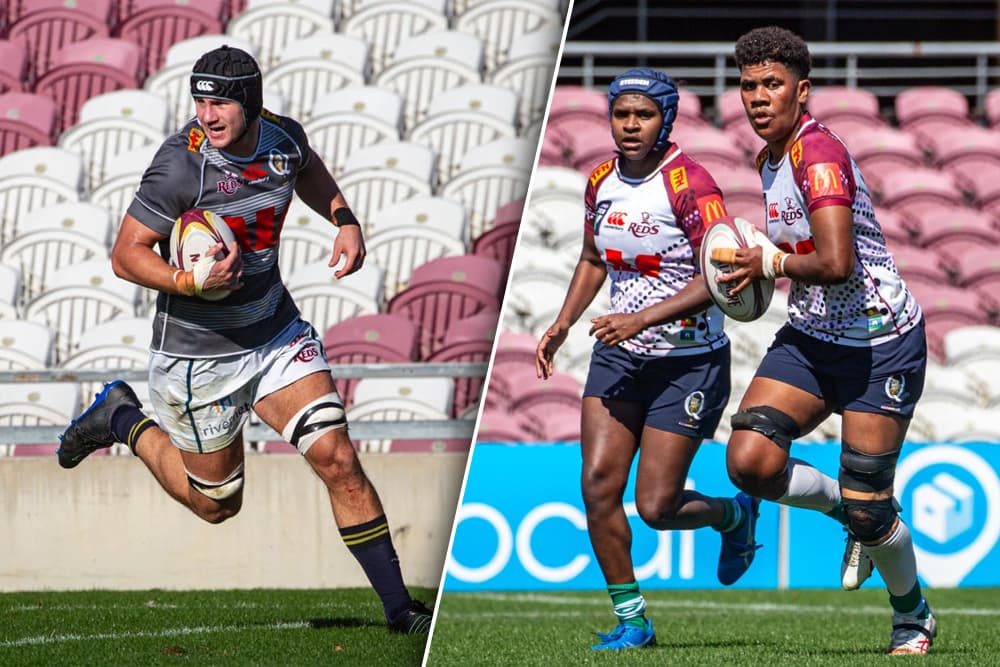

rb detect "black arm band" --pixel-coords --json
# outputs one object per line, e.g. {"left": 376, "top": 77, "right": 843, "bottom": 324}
{"left": 333, "top": 208, "right": 361, "bottom": 228}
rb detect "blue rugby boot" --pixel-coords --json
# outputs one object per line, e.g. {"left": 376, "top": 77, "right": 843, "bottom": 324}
{"left": 591, "top": 619, "right": 656, "bottom": 650}
{"left": 717, "top": 492, "right": 762, "bottom": 585}
{"left": 57, "top": 381, "right": 141, "bottom": 469}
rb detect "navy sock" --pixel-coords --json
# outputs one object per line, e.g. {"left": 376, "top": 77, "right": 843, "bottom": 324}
{"left": 109, "top": 405, "right": 155, "bottom": 455}
{"left": 340, "top": 515, "right": 411, "bottom": 622}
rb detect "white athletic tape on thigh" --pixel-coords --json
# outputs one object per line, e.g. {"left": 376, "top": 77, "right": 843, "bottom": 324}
{"left": 187, "top": 461, "right": 245, "bottom": 500}
{"left": 280, "top": 392, "right": 346, "bottom": 454}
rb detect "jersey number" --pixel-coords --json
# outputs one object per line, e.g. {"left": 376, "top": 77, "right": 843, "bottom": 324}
{"left": 604, "top": 249, "right": 660, "bottom": 277}
{"left": 223, "top": 206, "right": 284, "bottom": 251}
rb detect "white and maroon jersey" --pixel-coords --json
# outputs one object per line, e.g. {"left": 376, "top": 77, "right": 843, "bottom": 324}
{"left": 583, "top": 145, "right": 729, "bottom": 357}
{"left": 757, "top": 112, "right": 922, "bottom": 346}
{"left": 128, "top": 109, "right": 307, "bottom": 358}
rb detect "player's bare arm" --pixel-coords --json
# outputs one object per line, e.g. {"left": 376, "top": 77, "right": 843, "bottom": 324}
{"left": 111, "top": 213, "right": 243, "bottom": 296}
{"left": 536, "top": 234, "right": 607, "bottom": 379}
{"left": 589, "top": 269, "right": 714, "bottom": 347}
{"left": 294, "top": 147, "right": 366, "bottom": 278}
{"left": 714, "top": 205, "right": 854, "bottom": 291}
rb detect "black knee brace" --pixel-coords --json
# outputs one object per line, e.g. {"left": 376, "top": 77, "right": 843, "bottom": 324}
{"left": 839, "top": 444, "right": 900, "bottom": 541}
{"left": 731, "top": 405, "right": 799, "bottom": 451}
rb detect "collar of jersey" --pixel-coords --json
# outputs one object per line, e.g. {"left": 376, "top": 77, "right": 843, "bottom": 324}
{"left": 615, "top": 144, "right": 682, "bottom": 184}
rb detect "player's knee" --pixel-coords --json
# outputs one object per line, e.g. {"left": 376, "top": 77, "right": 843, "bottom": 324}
{"left": 635, "top": 488, "right": 682, "bottom": 527}
{"left": 726, "top": 439, "right": 786, "bottom": 500}
{"left": 308, "top": 429, "right": 364, "bottom": 486}
{"left": 281, "top": 393, "right": 346, "bottom": 456}
{"left": 731, "top": 405, "right": 799, "bottom": 452}
{"left": 195, "top": 501, "right": 242, "bottom": 524}
{"left": 839, "top": 444, "right": 900, "bottom": 542}
{"left": 580, "top": 460, "right": 627, "bottom": 510}
{"left": 187, "top": 462, "right": 245, "bottom": 523}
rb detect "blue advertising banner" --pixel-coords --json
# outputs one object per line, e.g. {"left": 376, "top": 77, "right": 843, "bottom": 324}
{"left": 445, "top": 441, "right": 1000, "bottom": 591}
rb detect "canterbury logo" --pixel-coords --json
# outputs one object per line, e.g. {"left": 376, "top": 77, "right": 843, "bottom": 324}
{"left": 195, "top": 80, "right": 215, "bottom": 92}
{"left": 606, "top": 212, "right": 627, "bottom": 226}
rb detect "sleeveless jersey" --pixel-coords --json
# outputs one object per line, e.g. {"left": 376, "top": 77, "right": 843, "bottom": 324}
{"left": 127, "top": 110, "right": 307, "bottom": 357}
{"left": 757, "top": 112, "right": 921, "bottom": 346}
{"left": 583, "top": 146, "right": 729, "bottom": 357}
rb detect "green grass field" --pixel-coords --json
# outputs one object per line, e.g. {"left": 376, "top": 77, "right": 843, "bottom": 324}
{"left": 0, "top": 587, "right": 434, "bottom": 666}
{"left": 427, "top": 587, "right": 1000, "bottom": 665}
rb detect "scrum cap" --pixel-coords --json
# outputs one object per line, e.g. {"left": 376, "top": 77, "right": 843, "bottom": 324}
{"left": 608, "top": 68, "right": 679, "bottom": 150}
{"left": 190, "top": 45, "right": 263, "bottom": 125}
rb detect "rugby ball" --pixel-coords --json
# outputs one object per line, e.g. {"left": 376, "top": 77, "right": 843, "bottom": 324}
{"left": 699, "top": 215, "right": 774, "bottom": 322}
{"left": 169, "top": 208, "right": 236, "bottom": 301}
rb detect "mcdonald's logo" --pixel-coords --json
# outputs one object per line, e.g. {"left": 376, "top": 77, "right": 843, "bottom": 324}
{"left": 590, "top": 159, "right": 614, "bottom": 186}
{"left": 790, "top": 140, "right": 803, "bottom": 168}
{"left": 187, "top": 127, "right": 205, "bottom": 153}
{"left": 806, "top": 162, "right": 844, "bottom": 198}
{"left": 669, "top": 166, "right": 689, "bottom": 193}
{"left": 696, "top": 194, "right": 727, "bottom": 225}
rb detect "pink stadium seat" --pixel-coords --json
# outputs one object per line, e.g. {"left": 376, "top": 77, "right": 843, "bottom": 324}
{"left": 427, "top": 309, "right": 499, "bottom": 417}
{"left": 712, "top": 165, "right": 764, "bottom": 213}
{"left": 948, "top": 247, "right": 1000, "bottom": 288}
{"left": 809, "top": 86, "right": 882, "bottom": 126}
{"left": 507, "top": 366, "right": 583, "bottom": 427}
{"left": 322, "top": 312, "right": 419, "bottom": 407}
{"left": 387, "top": 279, "right": 501, "bottom": 359}
{"left": 912, "top": 207, "right": 1000, "bottom": 259}
{"left": 0, "top": 40, "right": 28, "bottom": 94}
{"left": 677, "top": 88, "right": 709, "bottom": 127}
{"left": 851, "top": 127, "right": 925, "bottom": 196}
{"left": 548, "top": 85, "right": 606, "bottom": 125}
{"left": 115, "top": 0, "right": 225, "bottom": 78}
{"left": 494, "top": 196, "right": 524, "bottom": 227}
{"left": 671, "top": 124, "right": 748, "bottom": 172}
{"left": 715, "top": 88, "right": 746, "bottom": 127}
{"left": 476, "top": 408, "right": 541, "bottom": 443}
{"left": 908, "top": 282, "right": 986, "bottom": 328}
{"left": 877, "top": 167, "right": 964, "bottom": 226}
{"left": 8, "top": 0, "right": 112, "bottom": 82}
{"left": 985, "top": 88, "right": 1000, "bottom": 129}
{"left": 408, "top": 254, "right": 506, "bottom": 298}
{"left": 873, "top": 206, "right": 914, "bottom": 247}
{"left": 472, "top": 218, "right": 519, "bottom": 282}
{"left": 539, "top": 407, "right": 581, "bottom": 442}
{"left": 387, "top": 438, "right": 470, "bottom": 453}
{"left": 0, "top": 92, "right": 57, "bottom": 155}
{"left": 492, "top": 330, "right": 539, "bottom": 370}
{"left": 933, "top": 127, "right": 1000, "bottom": 207}
{"left": 12, "top": 443, "right": 60, "bottom": 456}
{"left": 34, "top": 38, "right": 144, "bottom": 133}
{"left": 539, "top": 124, "right": 571, "bottom": 167}
{"left": 896, "top": 86, "right": 975, "bottom": 147}
{"left": 560, "top": 117, "right": 616, "bottom": 174}
{"left": 891, "top": 244, "right": 954, "bottom": 289}
{"left": 261, "top": 440, "right": 298, "bottom": 454}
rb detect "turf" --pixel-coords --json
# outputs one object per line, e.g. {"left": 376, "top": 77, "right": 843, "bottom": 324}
{"left": 0, "top": 587, "right": 434, "bottom": 667}
{"left": 427, "top": 587, "right": 1000, "bottom": 665}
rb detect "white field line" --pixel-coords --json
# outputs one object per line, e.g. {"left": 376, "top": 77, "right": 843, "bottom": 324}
{"left": 0, "top": 621, "right": 312, "bottom": 648}
{"left": 461, "top": 592, "right": 1000, "bottom": 617}
{"left": 7, "top": 600, "right": 337, "bottom": 613}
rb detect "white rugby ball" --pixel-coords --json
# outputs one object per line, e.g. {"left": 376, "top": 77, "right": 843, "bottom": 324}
{"left": 699, "top": 215, "right": 774, "bottom": 322}
{"left": 169, "top": 208, "right": 237, "bottom": 301}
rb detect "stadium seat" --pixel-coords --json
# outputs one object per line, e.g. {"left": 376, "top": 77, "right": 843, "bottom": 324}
{"left": 275, "top": 197, "right": 338, "bottom": 279}
{"left": 368, "top": 194, "right": 468, "bottom": 244}
{"left": 323, "top": 312, "right": 419, "bottom": 407}
{"left": 712, "top": 165, "right": 765, "bottom": 217}
{"left": 0, "top": 319, "right": 55, "bottom": 369}
{"left": 367, "top": 224, "right": 467, "bottom": 300}
{"left": 890, "top": 244, "right": 954, "bottom": 290}
{"left": 303, "top": 85, "right": 403, "bottom": 177}
{"left": 116, "top": 0, "right": 225, "bottom": 78}
{"left": 407, "top": 84, "right": 518, "bottom": 185}
{"left": 225, "top": 4, "right": 334, "bottom": 71}
{"left": 23, "top": 258, "right": 141, "bottom": 362}
{"left": 933, "top": 126, "right": 1000, "bottom": 207}
{"left": 488, "top": 23, "right": 560, "bottom": 129}
{"left": 7, "top": 0, "right": 112, "bottom": 82}
{"left": 342, "top": 1, "right": 448, "bottom": 76}
{"left": 895, "top": 85, "right": 975, "bottom": 146}
{"left": 0, "top": 40, "right": 28, "bottom": 94}
{"left": 475, "top": 409, "right": 540, "bottom": 443}
{"left": 409, "top": 254, "right": 506, "bottom": 297}
{"left": 0, "top": 92, "right": 57, "bottom": 155}
{"left": 453, "top": 0, "right": 562, "bottom": 72}
{"left": 372, "top": 30, "right": 482, "bottom": 132}
{"left": 426, "top": 308, "right": 499, "bottom": 416}
{"left": 58, "top": 114, "right": 165, "bottom": 194}
{"left": 0, "top": 147, "right": 84, "bottom": 245}
{"left": 942, "top": 324, "right": 1000, "bottom": 366}
{"left": 263, "top": 33, "right": 368, "bottom": 122}
{"left": 87, "top": 143, "right": 159, "bottom": 224}
{"left": 716, "top": 87, "right": 766, "bottom": 156}
{"left": 985, "top": 87, "right": 1000, "bottom": 128}
{"left": 808, "top": 86, "right": 887, "bottom": 142}
{"left": 671, "top": 124, "right": 748, "bottom": 173}
{"left": 472, "top": 216, "right": 519, "bottom": 281}
{"left": 850, "top": 127, "right": 925, "bottom": 197}
{"left": 0, "top": 382, "right": 81, "bottom": 450}
{"left": 0, "top": 262, "right": 23, "bottom": 320}
{"left": 440, "top": 163, "right": 529, "bottom": 241}
{"left": 505, "top": 365, "right": 582, "bottom": 426}
{"left": 348, "top": 375, "right": 454, "bottom": 451}
{"left": 873, "top": 206, "right": 913, "bottom": 247}
{"left": 0, "top": 226, "right": 109, "bottom": 303}
{"left": 285, "top": 259, "right": 384, "bottom": 334}
{"left": 948, "top": 247, "right": 1000, "bottom": 289}
{"left": 913, "top": 207, "right": 1000, "bottom": 259}
{"left": 61, "top": 315, "right": 152, "bottom": 403}
{"left": 34, "top": 37, "right": 144, "bottom": 134}
{"left": 877, "top": 167, "right": 965, "bottom": 225}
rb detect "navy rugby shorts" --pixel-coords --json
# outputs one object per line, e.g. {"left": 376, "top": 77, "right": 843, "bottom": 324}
{"left": 754, "top": 321, "right": 926, "bottom": 418}
{"left": 583, "top": 341, "right": 730, "bottom": 438}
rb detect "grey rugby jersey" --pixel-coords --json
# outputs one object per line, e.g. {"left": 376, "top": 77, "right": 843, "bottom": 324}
{"left": 127, "top": 110, "right": 309, "bottom": 357}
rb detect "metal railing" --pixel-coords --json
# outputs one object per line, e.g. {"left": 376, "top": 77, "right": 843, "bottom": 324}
{"left": 558, "top": 41, "right": 1000, "bottom": 120}
{"left": 0, "top": 361, "right": 487, "bottom": 445}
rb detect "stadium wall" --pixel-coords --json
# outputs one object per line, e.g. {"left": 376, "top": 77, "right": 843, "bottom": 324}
{"left": 446, "top": 442, "right": 1000, "bottom": 591}
{"left": 0, "top": 453, "right": 466, "bottom": 592}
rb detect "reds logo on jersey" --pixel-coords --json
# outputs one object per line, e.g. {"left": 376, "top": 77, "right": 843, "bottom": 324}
{"left": 806, "top": 162, "right": 845, "bottom": 197}
{"left": 217, "top": 171, "right": 240, "bottom": 195}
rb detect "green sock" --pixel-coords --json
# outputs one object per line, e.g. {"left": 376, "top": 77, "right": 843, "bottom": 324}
{"left": 608, "top": 582, "right": 646, "bottom": 628}
{"left": 890, "top": 582, "right": 926, "bottom": 616}
{"left": 717, "top": 497, "right": 743, "bottom": 533}
{"left": 825, "top": 500, "right": 848, "bottom": 525}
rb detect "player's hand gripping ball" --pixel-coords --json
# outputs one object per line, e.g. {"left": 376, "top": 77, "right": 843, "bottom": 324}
{"left": 699, "top": 215, "right": 774, "bottom": 322}
{"left": 170, "top": 208, "right": 237, "bottom": 301}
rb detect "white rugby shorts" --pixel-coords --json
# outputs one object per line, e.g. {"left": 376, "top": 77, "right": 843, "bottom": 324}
{"left": 148, "top": 319, "right": 335, "bottom": 453}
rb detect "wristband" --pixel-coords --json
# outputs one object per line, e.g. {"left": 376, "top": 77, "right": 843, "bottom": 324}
{"left": 173, "top": 269, "right": 196, "bottom": 296}
{"left": 773, "top": 252, "right": 789, "bottom": 278}
{"left": 333, "top": 208, "right": 361, "bottom": 228}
